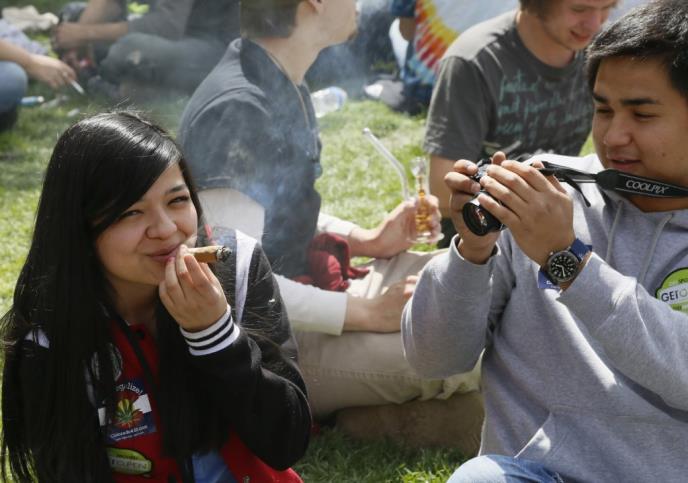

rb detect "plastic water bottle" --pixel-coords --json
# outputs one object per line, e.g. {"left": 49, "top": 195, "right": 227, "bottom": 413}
{"left": 311, "top": 87, "right": 348, "bottom": 118}
{"left": 20, "top": 96, "right": 45, "bottom": 107}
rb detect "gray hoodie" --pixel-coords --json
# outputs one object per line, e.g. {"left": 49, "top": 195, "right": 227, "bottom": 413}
{"left": 402, "top": 153, "right": 688, "bottom": 482}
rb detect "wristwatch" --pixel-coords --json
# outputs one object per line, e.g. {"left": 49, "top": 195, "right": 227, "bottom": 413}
{"left": 542, "top": 238, "right": 591, "bottom": 286}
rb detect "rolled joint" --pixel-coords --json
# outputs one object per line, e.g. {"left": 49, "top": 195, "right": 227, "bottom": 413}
{"left": 187, "top": 245, "right": 231, "bottom": 263}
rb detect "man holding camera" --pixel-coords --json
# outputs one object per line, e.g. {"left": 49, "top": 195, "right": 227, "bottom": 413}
{"left": 403, "top": 0, "right": 688, "bottom": 480}
{"left": 424, "top": 0, "right": 618, "bottom": 245}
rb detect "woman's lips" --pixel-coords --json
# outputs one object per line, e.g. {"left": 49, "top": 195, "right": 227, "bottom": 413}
{"left": 149, "top": 246, "right": 179, "bottom": 263}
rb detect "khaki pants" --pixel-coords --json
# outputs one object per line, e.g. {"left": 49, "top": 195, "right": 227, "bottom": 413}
{"left": 295, "top": 250, "right": 480, "bottom": 419}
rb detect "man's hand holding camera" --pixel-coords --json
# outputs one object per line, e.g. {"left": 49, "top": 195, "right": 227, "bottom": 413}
{"left": 446, "top": 152, "right": 581, "bottom": 274}
{"left": 444, "top": 157, "right": 502, "bottom": 265}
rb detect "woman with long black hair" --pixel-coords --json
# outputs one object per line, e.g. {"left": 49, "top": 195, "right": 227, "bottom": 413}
{"left": 0, "top": 111, "right": 311, "bottom": 482}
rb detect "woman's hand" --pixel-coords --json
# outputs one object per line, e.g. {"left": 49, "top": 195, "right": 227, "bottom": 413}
{"left": 159, "top": 245, "right": 229, "bottom": 332}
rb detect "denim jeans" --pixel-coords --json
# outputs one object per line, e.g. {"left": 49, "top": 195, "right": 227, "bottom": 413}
{"left": 448, "top": 455, "right": 564, "bottom": 483}
{"left": 192, "top": 450, "right": 234, "bottom": 483}
{"left": 0, "top": 61, "right": 27, "bottom": 111}
{"left": 0, "top": 61, "right": 27, "bottom": 131}
{"left": 99, "top": 32, "right": 226, "bottom": 93}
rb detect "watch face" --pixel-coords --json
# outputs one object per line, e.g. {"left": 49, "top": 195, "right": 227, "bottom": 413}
{"left": 547, "top": 252, "right": 579, "bottom": 282}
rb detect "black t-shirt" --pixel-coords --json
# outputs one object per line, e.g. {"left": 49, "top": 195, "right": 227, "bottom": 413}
{"left": 424, "top": 11, "right": 593, "bottom": 162}
{"left": 179, "top": 39, "right": 322, "bottom": 278}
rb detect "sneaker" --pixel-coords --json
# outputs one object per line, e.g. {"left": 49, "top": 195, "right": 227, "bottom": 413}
{"left": 364, "top": 79, "right": 424, "bottom": 115}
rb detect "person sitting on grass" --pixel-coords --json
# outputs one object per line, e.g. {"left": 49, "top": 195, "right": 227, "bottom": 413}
{"left": 365, "top": 0, "right": 517, "bottom": 115}
{"left": 403, "top": 0, "right": 688, "bottom": 480}
{"left": 51, "top": 0, "right": 240, "bottom": 100}
{"left": 0, "top": 111, "right": 310, "bottom": 482}
{"left": 0, "top": 38, "right": 75, "bottom": 131}
{"left": 179, "top": 0, "right": 482, "bottom": 453}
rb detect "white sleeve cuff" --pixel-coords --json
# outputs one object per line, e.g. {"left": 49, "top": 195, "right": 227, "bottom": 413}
{"left": 317, "top": 212, "right": 358, "bottom": 237}
{"left": 180, "top": 304, "right": 240, "bottom": 356}
{"left": 275, "top": 275, "right": 347, "bottom": 335}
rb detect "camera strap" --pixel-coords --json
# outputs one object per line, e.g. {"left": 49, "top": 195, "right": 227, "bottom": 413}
{"left": 594, "top": 170, "right": 688, "bottom": 198}
{"left": 540, "top": 162, "right": 688, "bottom": 199}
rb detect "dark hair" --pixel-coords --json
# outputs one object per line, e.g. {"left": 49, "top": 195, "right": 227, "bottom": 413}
{"left": 240, "top": 0, "right": 303, "bottom": 38}
{"left": 587, "top": 0, "right": 688, "bottom": 99}
{"left": 0, "top": 111, "right": 221, "bottom": 481}
{"left": 519, "top": 0, "right": 552, "bottom": 18}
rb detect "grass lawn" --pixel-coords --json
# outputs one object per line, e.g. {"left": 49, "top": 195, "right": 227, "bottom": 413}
{"left": 0, "top": 75, "right": 465, "bottom": 480}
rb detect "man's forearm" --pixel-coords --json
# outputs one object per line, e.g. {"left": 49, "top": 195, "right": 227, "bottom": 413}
{"left": 79, "top": 0, "right": 124, "bottom": 23}
{"left": 347, "top": 226, "right": 377, "bottom": 258}
{"left": 78, "top": 22, "right": 128, "bottom": 43}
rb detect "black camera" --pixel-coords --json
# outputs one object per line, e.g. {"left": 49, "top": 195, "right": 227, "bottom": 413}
{"left": 462, "top": 159, "right": 505, "bottom": 236}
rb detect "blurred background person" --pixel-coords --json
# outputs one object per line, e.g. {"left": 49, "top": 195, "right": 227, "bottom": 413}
{"left": 0, "top": 38, "right": 75, "bottom": 131}
{"left": 306, "top": 0, "right": 396, "bottom": 94}
{"left": 366, "top": 0, "right": 517, "bottom": 114}
{"left": 52, "top": 0, "right": 240, "bottom": 100}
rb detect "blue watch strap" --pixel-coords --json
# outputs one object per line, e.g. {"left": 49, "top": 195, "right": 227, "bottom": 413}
{"left": 569, "top": 237, "right": 591, "bottom": 262}
{"left": 537, "top": 238, "right": 592, "bottom": 290}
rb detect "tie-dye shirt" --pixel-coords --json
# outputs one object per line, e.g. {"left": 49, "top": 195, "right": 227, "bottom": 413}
{"left": 392, "top": 0, "right": 649, "bottom": 104}
{"left": 391, "top": 0, "right": 517, "bottom": 102}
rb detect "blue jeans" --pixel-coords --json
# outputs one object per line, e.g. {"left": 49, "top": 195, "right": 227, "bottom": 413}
{"left": 192, "top": 450, "right": 234, "bottom": 483}
{"left": 0, "top": 61, "right": 27, "bottom": 132}
{"left": 448, "top": 455, "right": 564, "bottom": 483}
{"left": 0, "top": 61, "right": 27, "bottom": 112}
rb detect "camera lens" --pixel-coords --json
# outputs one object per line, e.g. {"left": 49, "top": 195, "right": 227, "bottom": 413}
{"left": 462, "top": 196, "right": 504, "bottom": 236}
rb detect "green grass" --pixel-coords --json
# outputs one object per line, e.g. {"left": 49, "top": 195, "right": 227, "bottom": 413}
{"left": 0, "top": 81, "right": 462, "bottom": 480}
{"left": 294, "top": 428, "right": 463, "bottom": 482}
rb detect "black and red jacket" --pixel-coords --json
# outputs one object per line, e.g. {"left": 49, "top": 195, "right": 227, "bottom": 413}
{"left": 16, "top": 229, "right": 311, "bottom": 481}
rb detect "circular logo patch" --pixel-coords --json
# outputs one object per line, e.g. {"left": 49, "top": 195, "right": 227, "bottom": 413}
{"left": 656, "top": 268, "right": 688, "bottom": 314}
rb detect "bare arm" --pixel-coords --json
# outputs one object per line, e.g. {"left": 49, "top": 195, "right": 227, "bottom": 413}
{"left": 398, "top": 17, "right": 416, "bottom": 41}
{"left": 78, "top": 0, "right": 125, "bottom": 23}
{"left": 0, "top": 40, "right": 75, "bottom": 88}
{"left": 53, "top": 21, "right": 128, "bottom": 49}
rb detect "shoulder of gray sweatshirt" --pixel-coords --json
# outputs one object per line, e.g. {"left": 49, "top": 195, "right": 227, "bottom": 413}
{"left": 402, "top": 153, "right": 688, "bottom": 483}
